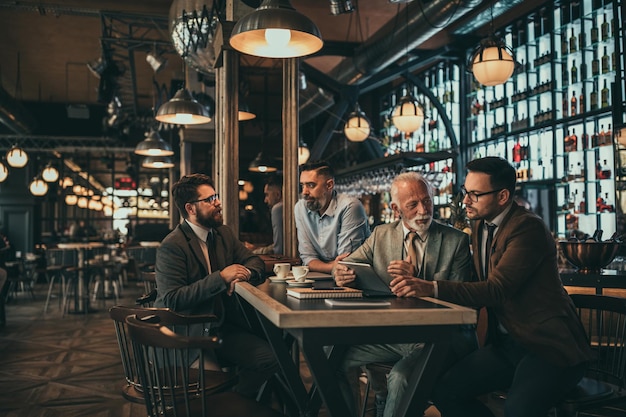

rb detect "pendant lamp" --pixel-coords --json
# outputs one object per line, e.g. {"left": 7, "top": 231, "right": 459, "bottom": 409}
{"left": 155, "top": 88, "right": 212, "bottom": 125}
{"left": 344, "top": 104, "right": 371, "bottom": 142}
{"left": 6, "top": 145, "right": 28, "bottom": 168}
{"left": 142, "top": 156, "right": 175, "bottom": 169}
{"left": 230, "top": 0, "right": 323, "bottom": 58}
{"left": 134, "top": 130, "right": 174, "bottom": 156}
{"left": 65, "top": 193, "right": 78, "bottom": 206}
{"left": 298, "top": 139, "right": 310, "bottom": 165}
{"left": 238, "top": 96, "right": 257, "bottom": 121}
{"left": 249, "top": 151, "right": 278, "bottom": 173}
{"left": 468, "top": 35, "right": 515, "bottom": 86}
{"left": 29, "top": 177, "right": 48, "bottom": 196}
{"left": 392, "top": 91, "right": 424, "bottom": 135}
{"left": 42, "top": 165, "right": 60, "bottom": 182}
{"left": 0, "top": 162, "right": 8, "bottom": 182}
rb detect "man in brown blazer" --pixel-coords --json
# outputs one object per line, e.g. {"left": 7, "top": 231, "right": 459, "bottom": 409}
{"left": 395, "top": 157, "right": 592, "bottom": 417}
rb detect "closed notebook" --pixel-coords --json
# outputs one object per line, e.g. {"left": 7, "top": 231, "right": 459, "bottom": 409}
{"left": 286, "top": 287, "right": 363, "bottom": 299}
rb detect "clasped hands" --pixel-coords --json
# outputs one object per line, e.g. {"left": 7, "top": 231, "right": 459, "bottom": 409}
{"left": 220, "top": 264, "right": 252, "bottom": 295}
{"left": 333, "top": 256, "right": 435, "bottom": 298}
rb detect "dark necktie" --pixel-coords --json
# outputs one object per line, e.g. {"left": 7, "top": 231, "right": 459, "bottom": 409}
{"left": 206, "top": 229, "right": 218, "bottom": 273}
{"left": 483, "top": 223, "right": 497, "bottom": 279}
{"left": 406, "top": 232, "right": 419, "bottom": 277}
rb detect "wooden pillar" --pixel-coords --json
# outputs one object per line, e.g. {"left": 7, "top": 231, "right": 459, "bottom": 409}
{"left": 283, "top": 58, "right": 299, "bottom": 258}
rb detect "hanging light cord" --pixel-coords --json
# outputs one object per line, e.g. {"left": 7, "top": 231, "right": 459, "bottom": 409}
{"left": 416, "top": 0, "right": 462, "bottom": 30}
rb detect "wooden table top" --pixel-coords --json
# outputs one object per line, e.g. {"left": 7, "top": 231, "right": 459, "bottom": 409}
{"left": 235, "top": 281, "right": 477, "bottom": 329}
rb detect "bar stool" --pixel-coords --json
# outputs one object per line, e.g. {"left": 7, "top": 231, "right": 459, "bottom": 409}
{"left": 91, "top": 255, "right": 120, "bottom": 306}
{"left": 43, "top": 248, "right": 69, "bottom": 313}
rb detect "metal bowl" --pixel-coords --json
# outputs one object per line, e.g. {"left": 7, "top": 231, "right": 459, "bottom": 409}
{"left": 559, "top": 241, "right": 620, "bottom": 272}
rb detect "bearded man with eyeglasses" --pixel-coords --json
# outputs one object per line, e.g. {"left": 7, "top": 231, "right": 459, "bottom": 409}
{"left": 155, "top": 173, "right": 278, "bottom": 399}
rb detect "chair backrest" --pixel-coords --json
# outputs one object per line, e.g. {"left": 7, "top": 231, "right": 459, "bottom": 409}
{"left": 108, "top": 306, "right": 219, "bottom": 401}
{"left": 46, "top": 248, "right": 65, "bottom": 267}
{"left": 570, "top": 293, "right": 626, "bottom": 388}
{"left": 125, "top": 314, "right": 222, "bottom": 417}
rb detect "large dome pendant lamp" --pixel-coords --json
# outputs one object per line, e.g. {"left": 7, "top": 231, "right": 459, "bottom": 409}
{"left": 134, "top": 130, "right": 174, "bottom": 157}
{"left": 230, "top": 0, "right": 323, "bottom": 58}
{"left": 391, "top": 88, "right": 424, "bottom": 136}
{"left": 467, "top": 3, "right": 516, "bottom": 87}
{"left": 155, "top": 88, "right": 212, "bottom": 125}
{"left": 468, "top": 35, "right": 515, "bottom": 86}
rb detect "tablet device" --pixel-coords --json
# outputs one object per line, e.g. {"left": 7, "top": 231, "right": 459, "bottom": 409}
{"left": 338, "top": 261, "right": 393, "bottom": 296}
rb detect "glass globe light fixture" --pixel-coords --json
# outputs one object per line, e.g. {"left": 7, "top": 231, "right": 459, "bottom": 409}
{"left": 29, "top": 178, "right": 48, "bottom": 196}
{"left": 0, "top": 162, "right": 8, "bottom": 182}
{"left": 65, "top": 193, "right": 78, "bottom": 206}
{"left": 344, "top": 104, "right": 371, "bottom": 142}
{"left": 6, "top": 145, "right": 28, "bottom": 168}
{"left": 298, "top": 140, "right": 310, "bottom": 165}
{"left": 392, "top": 93, "right": 424, "bottom": 135}
{"left": 468, "top": 36, "right": 515, "bottom": 87}
{"left": 42, "top": 165, "right": 60, "bottom": 182}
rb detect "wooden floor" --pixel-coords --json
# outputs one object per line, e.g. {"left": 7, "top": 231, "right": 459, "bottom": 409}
{"left": 0, "top": 280, "right": 624, "bottom": 417}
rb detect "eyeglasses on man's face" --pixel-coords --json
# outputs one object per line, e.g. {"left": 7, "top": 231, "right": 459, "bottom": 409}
{"left": 460, "top": 186, "right": 502, "bottom": 203}
{"left": 188, "top": 193, "right": 220, "bottom": 205}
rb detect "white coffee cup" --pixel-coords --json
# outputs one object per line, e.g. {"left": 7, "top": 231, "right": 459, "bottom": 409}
{"left": 273, "top": 263, "right": 291, "bottom": 279}
{"left": 291, "top": 265, "right": 309, "bottom": 282}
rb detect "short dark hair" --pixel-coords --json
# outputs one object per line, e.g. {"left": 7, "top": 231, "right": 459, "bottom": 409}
{"left": 172, "top": 173, "right": 215, "bottom": 219}
{"left": 466, "top": 156, "right": 516, "bottom": 195}
{"left": 300, "top": 160, "right": 334, "bottom": 179}
{"left": 265, "top": 175, "right": 283, "bottom": 190}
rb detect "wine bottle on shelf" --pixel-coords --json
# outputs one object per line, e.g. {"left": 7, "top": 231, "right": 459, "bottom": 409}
{"left": 579, "top": 192, "right": 586, "bottom": 213}
{"left": 571, "top": 128, "right": 578, "bottom": 151}
{"left": 580, "top": 61, "right": 587, "bottom": 80}
{"left": 569, "top": 27, "right": 577, "bottom": 53}
{"left": 601, "top": 13, "right": 610, "bottom": 41}
{"left": 571, "top": 60, "right": 577, "bottom": 84}
{"left": 599, "top": 124, "right": 606, "bottom": 145}
{"left": 513, "top": 141, "right": 522, "bottom": 163}
{"left": 570, "top": 91, "right": 577, "bottom": 117}
{"left": 601, "top": 79, "right": 610, "bottom": 108}
{"left": 602, "top": 46, "right": 609, "bottom": 74}
{"left": 592, "top": 49, "right": 600, "bottom": 76}
{"left": 561, "top": 32, "right": 568, "bottom": 56}
{"left": 579, "top": 91, "right": 585, "bottom": 114}
{"left": 562, "top": 95, "right": 569, "bottom": 117}
{"left": 578, "top": 30, "right": 585, "bottom": 51}
{"left": 564, "top": 129, "right": 572, "bottom": 152}
{"left": 590, "top": 81, "right": 599, "bottom": 110}
{"left": 591, "top": 14, "right": 599, "bottom": 44}
{"left": 562, "top": 65, "right": 569, "bottom": 87}
{"left": 607, "top": 124, "right": 612, "bottom": 145}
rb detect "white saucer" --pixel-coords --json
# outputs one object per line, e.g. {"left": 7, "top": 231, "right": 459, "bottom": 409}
{"left": 286, "top": 279, "right": 314, "bottom": 287}
{"left": 268, "top": 276, "right": 289, "bottom": 283}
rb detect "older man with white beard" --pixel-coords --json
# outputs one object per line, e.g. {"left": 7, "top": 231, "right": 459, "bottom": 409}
{"left": 332, "top": 171, "right": 474, "bottom": 417}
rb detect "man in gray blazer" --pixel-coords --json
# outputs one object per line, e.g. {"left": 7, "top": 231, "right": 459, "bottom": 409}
{"left": 155, "top": 173, "right": 277, "bottom": 398}
{"left": 333, "top": 171, "right": 474, "bottom": 417}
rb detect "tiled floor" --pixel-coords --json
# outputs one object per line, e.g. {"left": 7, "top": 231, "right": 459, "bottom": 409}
{"left": 1, "top": 281, "right": 624, "bottom": 417}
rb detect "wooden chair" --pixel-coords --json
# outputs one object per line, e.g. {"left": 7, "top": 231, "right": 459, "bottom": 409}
{"left": 108, "top": 306, "right": 237, "bottom": 404}
{"left": 554, "top": 294, "right": 626, "bottom": 416}
{"left": 125, "top": 314, "right": 285, "bottom": 417}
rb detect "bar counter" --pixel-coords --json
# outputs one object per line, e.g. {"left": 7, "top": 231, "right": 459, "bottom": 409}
{"left": 560, "top": 268, "right": 626, "bottom": 294}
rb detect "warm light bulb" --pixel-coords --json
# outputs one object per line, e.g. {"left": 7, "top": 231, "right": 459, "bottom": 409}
{"left": 265, "top": 28, "right": 291, "bottom": 48}
{"left": 344, "top": 115, "right": 371, "bottom": 142}
{"left": 172, "top": 113, "right": 194, "bottom": 124}
{"left": 65, "top": 194, "right": 78, "bottom": 205}
{"left": 29, "top": 178, "right": 48, "bottom": 196}
{"left": 258, "top": 165, "right": 268, "bottom": 173}
{"left": 0, "top": 162, "right": 8, "bottom": 182}
{"left": 42, "top": 166, "right": 59, "bottom": 182}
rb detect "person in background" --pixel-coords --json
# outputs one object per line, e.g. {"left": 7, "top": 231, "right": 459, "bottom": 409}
{"left": 245, "top": 177, "right": 283, "bottom": 255}
{"left": 294, "top": 160, "right": 370, "bottom": 274}
{"left": 333, "top": 171, "right": 474, "bottom": 417}
{"left": 394, "top": 157, "right": 592, "bottom": 417}
{"left": 155, "top": 173, "right": 278, "bottom": 398}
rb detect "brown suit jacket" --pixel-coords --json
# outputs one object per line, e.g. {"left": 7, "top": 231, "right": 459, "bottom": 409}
{"left": 437, "top": 202, "right": 592, "bottom": 367}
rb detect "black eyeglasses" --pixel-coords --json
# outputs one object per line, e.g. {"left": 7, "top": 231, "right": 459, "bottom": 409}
{"left": 461, "top": 186, "right": 502, "bottom": 203}
{"left": 188, "top": 193, "right": 220, "bottom": 205}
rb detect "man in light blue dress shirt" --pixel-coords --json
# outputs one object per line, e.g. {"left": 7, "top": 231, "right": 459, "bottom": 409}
{"left": 294, "top": 161, "right": 371, "bottom": 274}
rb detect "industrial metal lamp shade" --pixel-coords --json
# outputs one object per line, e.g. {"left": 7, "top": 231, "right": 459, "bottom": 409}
{"left": 344, "top": 107, "right": 371, "bottom": 142}
{"left": 238, "top": 99, "right": 256, "bottom": 121}
{"left": 470, "top": 38, "right": 515, "bottom": 87}
{"left": 142, "top": 156, "right": 175, "bottom": 169}
{"left": 6, "top": 146, "right": 28, "bottom": 168}
{"left": 230, "top": 0, "right": 323, "bottom": 58}
{"left": 134, "top": 130, "right": 174, "bottom": 156}
{"left": 42, "top": 165, "right": 59, "bottom": 182}
{"left": 0, "top": 162, "right": 8, "bottom": 182}
{"left": 29, "top": 178, "right": 48, "bottom": 196}
{"left": 249, "top": 151, "right": 278, "bottom": 173}
{"left": 392, "top": 95, "right": 424, "bottom": 135}
{"left": 155, "top": 88, "right": 212, "bottom": 125}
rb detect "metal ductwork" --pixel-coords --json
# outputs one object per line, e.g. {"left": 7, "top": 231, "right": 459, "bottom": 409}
{"left": 303, "top": 0, "right": 484, "bottom": 158}
{"left": 0, "top": 85, "right": 37, "bottom": 134}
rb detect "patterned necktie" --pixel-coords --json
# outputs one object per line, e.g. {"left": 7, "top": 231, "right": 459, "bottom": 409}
{"left": 483, "top": 223, "right": 497, "bottom": 279}
{"left": 406, "top": 231, "right": 419, "bottom": 276}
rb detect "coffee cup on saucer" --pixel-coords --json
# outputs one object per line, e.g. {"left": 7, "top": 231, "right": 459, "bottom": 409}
{"left": 273, "top": 263, "right": 291, "bottom": 280}
{"left": 291, "top": 266, "right": 309, "bottom": 282}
